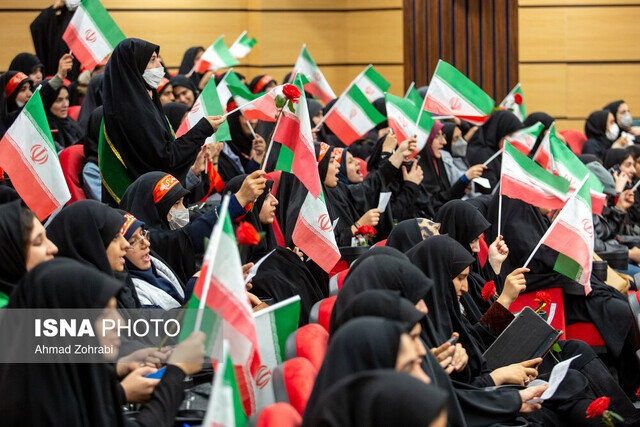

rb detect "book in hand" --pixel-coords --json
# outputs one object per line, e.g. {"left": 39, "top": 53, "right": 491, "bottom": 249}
{"left": 482, "top": 306, "right": 563, "bottom": 371}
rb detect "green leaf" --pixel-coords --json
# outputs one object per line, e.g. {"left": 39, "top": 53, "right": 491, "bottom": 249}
{"left": 203, "top": 237, "right": 209, "bottom": 252}
{"left": 609, "top": 412, "right": 624, "bottom": 422}
{"left": 288, "top": 99, "right": 295, "bottom": 112}
{"left": 551, "top": 343, "right": 561, "bottom": 353}
{"left": 275, "top": 94, "right": 286, "bottom": 109}
{"left": 258, "top": 231, "right": 266, "bottom": 241}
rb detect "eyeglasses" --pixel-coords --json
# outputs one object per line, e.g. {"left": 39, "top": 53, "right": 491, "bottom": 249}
{"left": 126, "top": 229, "right": 150, "bottom": 250}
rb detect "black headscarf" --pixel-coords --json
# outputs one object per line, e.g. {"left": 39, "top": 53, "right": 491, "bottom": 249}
{"left": 119, "top": 171, "right": 189, "bottom": 230}
{"left": 523, "top": 112, "right": 554, "bottom": 131}
{"left": 38, "top": 79, "right": 84, "bottom": 150}
{"left": 604, "top": 100, "right": 624, "bottom": 133}
{"left": 604, "top": 148, "right": 630, "bottom": 170}
{"left": 47, "top": 200, "right": 125, "bottom": 276}
{"left": 103, "top": 38, "right": 209, "bottom": 182}
{"left": 466, "top": 110, "right": 524, "bottom": 192}
{"left": 178, "top": 46, "right": 204, "bottom": 75}
{"left": 227, "top": 107, "right": 254, "bottom": 163}
{"left": 0, "top": 258, "right": 125, "bottom": 426}
{"left": 386, "top": 218, "right": 440, "bottom": 253}
{"left": 0, "top": 201, "right": 28, "bottom": 295}
{"left": 307, "top": 99, "right": 323, "bottom": 128}
{"left": 305, "top": 370, "right": 448, "bottom": 427}
{"left": 435, "top": 200, "right": 490, "bottom": 249}
{"left": 29, "top": 5, "right": 80, "bottom": 79}
{"left": 249, "top": 75, "right": 276, "bottom": 94}
{"left": 162, "top": 102, "right": 189, "bottom": 132}
{"left": 83, "top": 105, "right": 103, "bottom": 165}
{"left": 0, "top": 71, "right": 32, "bottom": 135}
{"left": 372, "top": 98, "right": 388, "bottom": 130}
{"left": 583, "top": 110, "right": 612, "bottom": 157}
{"left": 77, "top": 73, "right": 104, "bottom": 131}
{"left": 441, "top": 122, "right": 459, "bottom": 153}
{"left": 170, "top": 75, "right": 198, "bottom": 106}
{"left": 303, "top": 317, "right": 412, "bottom": 420}
{"left": 8, "top": 52, "right": 44, "bottom": 76}
{"left": 0, "top": 186, "right": 20, "bottom": 204}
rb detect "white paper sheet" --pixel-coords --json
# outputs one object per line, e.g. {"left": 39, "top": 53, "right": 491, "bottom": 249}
{"left": 243, "top": 249, "right": 275, "bottom": 285}
{"left": 528, "top": 354, "right": 580, "bottom": 403}
{"left": 473, "top": 177, "right": 491, "bottom": 189}
{"left": 377, "top": 192, "right": 392, "bottom": 212}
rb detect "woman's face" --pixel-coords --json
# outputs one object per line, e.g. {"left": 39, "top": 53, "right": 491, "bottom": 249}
{"left": 174, "top": 85, "right": 195, "bottom": 107}
{"left": 95, "top": 297, "right": 122, "bottom": 361}
{"left": 620, "top": 155, "right": 636, "bottom": 178}
{"left": 263, "top": 81, "right": 277, "bottom": 92}
{"left": 159, "top": 84, "right": 175, "bottom": 104}
{"left": 431, "top": 130, "right": 446, "bottom": 157}
{"left": 617, "top": 103, "right": 630, "bottom": 124}
{"left": 452, "top": 266, "right": 470, "bottom": 299}
{"left": 146, "top": 51, "right": 161, "bottom": 70}
{"left": 194, "top": 49, "right": 204, "bottom": 64}
{"left": 312, "top": 111, "right": 323, "bottom": 126}
{"left": 606, "top": 112, "right": 616, "bottom": 129}
{"left": 106, "top": 232, "right": 130, "bottom": 272}
{"left": 29, "top": 67, "right": 43, "bottom": 85}
{"left": 345, "top": 152, "right": 363, "bottom": 183}
{"left": 124, "top": 227, "right": 152, "bottom": 270}
{"left": 395, "top": 327, "right": 430, "bottom": 384}
{"left": 239, "top": 114, "right": 257, "bottom": 137}
{"left": 469, "top": 235, "right": 481, "bottom": 254}
{"left": 167, "top": 197, "right": 186, "bottom": 221}
{"left": 259, "top": 192, "right": 278, "bottom": 224}
{"left": 25, "top": 217, "right": 58, "bottom": 270}
{"left": 15, "top": 82, "right": 32, "bottom": 106}
{"left": 430, "top": 409, "right": 448, "bottom": 427}
{"left": 323, "top": 154, "right": 340, "bottom": 188}
{"left": 50, "top": 87, "right": 69, "bottom": 119}
{"left": 415, "top": 299, "right": 428, "bottom": 314}
{"left": 451, "top": 126, "right": 462, "bottom": 146}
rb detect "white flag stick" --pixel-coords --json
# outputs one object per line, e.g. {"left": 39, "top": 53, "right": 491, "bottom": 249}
{"left": 483, "top": 148, "right": 503, "bottom": 167}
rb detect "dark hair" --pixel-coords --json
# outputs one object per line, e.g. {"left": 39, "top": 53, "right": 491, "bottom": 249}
{"left": 19, "top": 205, "right": 35, "bottom": 256}
{"left": 626, "top": 145, "right": 640, "bottom": 161}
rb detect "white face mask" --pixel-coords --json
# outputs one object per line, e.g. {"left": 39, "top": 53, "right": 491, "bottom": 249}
{"left": 606, "top": 123, "right": 619, "bottom": 141}
{"left": 451, "top": 137, "right": 468, "bottom": 157}
{"left": 142, "top": 67, "right": 164, "bottom": 89}
{"left": 15, "top": 100, "right": 24, "bottom": 108}
{"left": 619, "top": 112, "right": 633, "bottom": 129}
{"left": 65, "top": 0, "right": 82, "bottom": 11}
{"left": 168, "top": 208, "right": 190, "bottom": 230}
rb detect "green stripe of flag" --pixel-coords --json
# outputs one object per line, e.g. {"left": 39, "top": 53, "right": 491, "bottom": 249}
{"left": 505, "top": 142, "right": 570, "bottom": 194}
{"left": 81, "top": 0, "right": 125, "bottom": 48}
{"left": 301, "top": 46, "right": 317, "bottom": 66}
{"left": 434, "top": 60, "right": 494, "bottom": 114}
{"left": 363, "top": 66, "right": 390, "bottom": 92}
{"left": 239, "top": 33, "right": 257, "bottom": 48}
{"left": 346, "top": 85, "right": 386, "bottom": 124}
{"left": 404, "top": 83, "right": 423, "bottom": 107}
{"left": 213, "top": 37, "right": 239, "bottom": 66}
{"left": 179, "top": 290, "right": 222, "bottom": 355}
{"left": 24, "top": 90, "right": 56, "bottom": 154}
{"left": 554, "top": 253, "right": 583, "bottom": 282}
{"left": 272, "top": 300, "right": 300, "bottom": 359}
{"left": 200, "top": 80, "right": 231, "bottom": 141}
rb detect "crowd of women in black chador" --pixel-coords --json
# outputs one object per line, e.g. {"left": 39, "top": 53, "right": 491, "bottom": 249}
{"left": 2, "top": 5, "right": 640, "bottom": 423}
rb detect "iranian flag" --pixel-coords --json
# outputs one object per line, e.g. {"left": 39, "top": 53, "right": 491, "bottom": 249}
{"left": 422, "top": 60, "right": 495, "bottom": 124}
{"left": 62, "top": 0, "right": 125, "bottom": 70}
{"left": 216, "top": 69, "right": 243, "bottom": 111}
{"left": 253, "top": 296, "right": 301, "bottom": 410}
{"left": 202, "top": 341, "right": 248, "bottom": 427}
{"left": 227, "top": 82, "right": 282, "bottom": 122}
{"left": 272, "top": 75, "right": 322, "bottom": 197}
{"left": 385, "top": 92, "right": 435, "bottom": 153}
{"left": 176, "top": 77, "right": 231, "bottom": 142}
{"left": 0, "top": 90, "right": 70, "bottom": 220}
{"left": 229, "top": 31, "right": 257, "bottom": 59}
{"left": 323, "top": 85, "right": 386, "bottom": 145}
{"left": 178, "top": 196, "right": 261, "bottom": 416}
{"left": 533, "top": 123, "right": 606, "bottom": 214}
{"left": 505, "top": 121, "right": 544, "bottom": 156}
{"left": 194, "top": 36, "right": 240, "bottom": 73}
{"left": 501, "top": 141, "right": 570, "bottom": 210}
{"left": 500, "top": 83, "right": 526, "bottom": 121}
{"left": 536, "top": 178, "right": 594, "bottom": 294}
{"left": 404, "top": 82, "right": 423, "bottom": 107}
{"left": 353, "top": 65, "right": 390, "bottom": 102}
{"left": 291, "top": 45, "right": 336, "bottom": 104}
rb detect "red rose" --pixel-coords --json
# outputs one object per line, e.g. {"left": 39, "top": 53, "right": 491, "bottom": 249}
{"left": 481, "top": 281, "right": 496, "bottom": 301}
{"left": 637, "top": 387, "right": 640, "bottom": 399}
{"left": 282, "top": 84, "right": 301, "bottom": 103}
{"left": 534, "top": 291, "right": 551, "bottom": 306}
{"left": 514, "top": 93, "right": 523, "bottom": 105}
{"left": 236, "top": 222, "right": 260, "bottom": 246}
{"left": 586, "top": 397, "right": 610, "bottom": 418}
{"left": 357, "top": 225, "right": 377, "bottom": 237}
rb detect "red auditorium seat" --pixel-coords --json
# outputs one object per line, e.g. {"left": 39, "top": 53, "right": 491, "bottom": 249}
{"left": 285, "top": 324, "right": 329, "bottom": 370}
{"left": 328, "top": 269, "right": 349, "bottom": 296}
{"left": 58, "top": 144, "right": 86, "bottom": 203}
{"left": 309, "top": 296, "right": 337, "bottom": 332}
{"left": 374, "top": 239, "right": 387, "bottom": 247}
{"left": 67, "top": 105, "right": 81, "bottom": 121}
{"left": 329, "top": 260, "right": 349, "bottom": 277}
{"left": 252, "top": 403, "right": 301, "bottom": 427}
{"left": 559, "top": 129, "right": 587, "bottom": 155}
{"left": 271, "top": 357, "right": 318, "bottom": 416}
{"left": 356, "top": 157, "right": 368, "bottom": 178}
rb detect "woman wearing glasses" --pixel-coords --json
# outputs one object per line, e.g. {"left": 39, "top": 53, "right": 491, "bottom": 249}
{"left": 120, "top": 212, "right": 190, "bottom": 309}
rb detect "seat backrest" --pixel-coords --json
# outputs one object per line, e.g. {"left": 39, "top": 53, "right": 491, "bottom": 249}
{"left": 251, "top": 403, "right": 301, "bottom": 427}
{"left": 285, "top": 324, "right": 329, "bottom": 370}
{"left": 508, "top": 287, "right": 566, "bottom": 339}
{"left": 58, "top": 144, "right": 86, "bottom": 204}
{"left": 559, "top": 129, "right": 587, "bottom": 155}
{"left": 356, "top": 157, "right": 368, "bottom": 178}
{"left": 67, "top": 105, "right": 81, "bottom": 121}
{"left": 309, "top": 296, "right": 337, "bottom": 332}
{"left": 328, "top": 269, "right": 349, "bottom": 296}
{"left": 272, "top": 357, "right": 318, "bottom": 416}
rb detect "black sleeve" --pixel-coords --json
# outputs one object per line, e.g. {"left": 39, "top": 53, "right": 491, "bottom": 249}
{"left": 345, "top": 159, "right": 399, "bottom": 212}
{"left": 163, "top": 118, "right": 214, "bottom": 174}
{"left": 390, "top": 181, "right": 422, "bottom": 221}
{"left": 134, "top": 365, "right": 186, "bottom": 427}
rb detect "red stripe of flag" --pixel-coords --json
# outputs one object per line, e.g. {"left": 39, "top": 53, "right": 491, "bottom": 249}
{"left": 324, "top": 108, "right": 362, "bottom": 146}
{"left": 62, "top": 24, "right": 100, "bottom": 70}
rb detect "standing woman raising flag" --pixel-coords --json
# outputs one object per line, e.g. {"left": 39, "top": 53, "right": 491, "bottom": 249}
{"left": 101, "top": 38, "right": 226, "bottom": 205}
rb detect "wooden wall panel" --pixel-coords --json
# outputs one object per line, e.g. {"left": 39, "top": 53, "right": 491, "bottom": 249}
{"left": 404, "top": 0, "right": 518, "bottom": 101}
{"left": 520, "top": 0, "right": 640, "bottom": 6}
{"left": 518, "top": 64, "right": 568, "bottom": 118}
